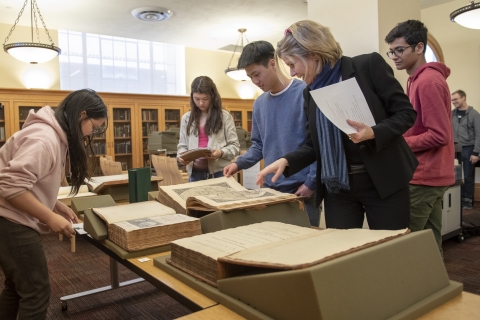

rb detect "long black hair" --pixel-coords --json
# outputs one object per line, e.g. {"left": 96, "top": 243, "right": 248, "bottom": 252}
{"left": 54, "top": 89, "right": 108, "bottom": 195}
{"left": 187, "top": 76, "right": 223, "bottom": 136}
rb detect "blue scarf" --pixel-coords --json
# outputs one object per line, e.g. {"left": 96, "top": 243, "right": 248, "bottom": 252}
{"left": 310, "top": 61, "right": 349, "bottom": 193}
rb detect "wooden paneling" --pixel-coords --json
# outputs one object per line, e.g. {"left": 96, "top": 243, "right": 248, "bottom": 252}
{"left": 0, "top": 88, "right": 254, "bottom": 168}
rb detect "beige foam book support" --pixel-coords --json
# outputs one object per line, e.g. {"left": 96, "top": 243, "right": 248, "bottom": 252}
{"left": 156, "top": 176, "right": 298, "bottom": 216}
{"left": 92, "top": 201, "right": 201, "bottom": 252}
{"left": 167, "top": 222, "right": 408, "bottom": 287}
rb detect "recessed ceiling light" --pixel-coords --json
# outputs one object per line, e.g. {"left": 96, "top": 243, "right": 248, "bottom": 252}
{"left": 131, "top": 7, "right": 173, "bottom": 22}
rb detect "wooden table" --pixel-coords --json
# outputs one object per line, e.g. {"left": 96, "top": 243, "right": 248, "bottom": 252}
{"left": 66, "top": 233, "right": 480, "bottom": 319}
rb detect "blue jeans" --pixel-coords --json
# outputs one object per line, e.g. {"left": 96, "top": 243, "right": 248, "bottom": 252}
{"left": 188, "top": 168, "right": 224, "bottom": 182}
{"left": 460, "top": 145, "right": 475, "bottom": 202}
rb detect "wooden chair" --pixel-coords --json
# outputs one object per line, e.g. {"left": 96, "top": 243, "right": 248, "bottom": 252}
{"left": 105, "top": 160, "right": 123, "bottom": 175}
{"left": 151, "top": 155, "right": 184, "bottom": 186}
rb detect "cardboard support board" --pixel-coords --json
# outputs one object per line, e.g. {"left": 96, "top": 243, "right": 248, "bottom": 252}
{"left": 155, "top": 230, "right": 462, "bottom": 320}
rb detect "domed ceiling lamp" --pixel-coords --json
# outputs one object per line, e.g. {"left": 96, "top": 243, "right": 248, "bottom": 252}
{"left": 450, "top": 1, "right": 480, "bottom": 29}
{"left": 225, "top": 28, "right": 250, "bottom": 81}
{"left": 3, "top": 0, "right": 61, "bottom": 64}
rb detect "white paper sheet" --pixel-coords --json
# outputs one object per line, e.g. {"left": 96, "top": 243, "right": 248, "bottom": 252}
{"left": 309, "top": 78, "right": 376, "bottom": 134}
{"left": 243, "top": 161, "right": 260, "bottom": 190}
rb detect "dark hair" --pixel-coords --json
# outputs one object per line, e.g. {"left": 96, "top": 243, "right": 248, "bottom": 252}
{"left": 385, "top": 20, "right": 428, "bottom": 54}
{"left": 452, "top": 90, "right": 466, "bottom": 98}
{"left": 54, "top": 89, "right": 108, "bottom": 195}
{"left": 187, "top": 76, "right": 223, "bottom": 136}
{"left": 237, "top": 41, "right": 275, "bottom": 69}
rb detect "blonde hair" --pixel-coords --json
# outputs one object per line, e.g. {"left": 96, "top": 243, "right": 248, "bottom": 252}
{"left": 276, "top": 20, "right": 343, "bottom": 84}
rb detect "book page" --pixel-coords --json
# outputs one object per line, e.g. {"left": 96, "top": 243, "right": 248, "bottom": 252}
{"left": 222, "top": 228, "right": 408, "bottom": 268}
{"left": 92, "top": 201, "right": 176, "bottom": 224}
{"left": 190, "top": 187, "right": 296, "bottom": 210}
{"left": 86, "top": 174, "right": 129, "bottom": 190}
{"left": 160, "top": 176, "right": 248, "bottom": 209}
{"left": 171, "top": 222, "right": 318, "bottom": 259}
{"left": 112, "top": 214, "right": 198, "bottom": 232}
{"left": 57, "top": 185, "right": 95, "bottom": 199}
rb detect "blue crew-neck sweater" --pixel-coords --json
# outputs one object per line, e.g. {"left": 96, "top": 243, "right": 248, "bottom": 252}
{"left": 235, "top": 79, "right": 316, "bottom": 193}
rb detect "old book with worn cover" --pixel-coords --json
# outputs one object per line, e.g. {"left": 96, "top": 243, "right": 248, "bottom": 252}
{"left": 178, "top": 148, "right": 212, "bottom": 161}
{"left": 167, "top": 222, "right": 408, "bottom": 287}
{"left": 156, "top": 176, "right": 298, "bottom": 217}
{"left": 92, "top": 201, "right": 201, "bottom": 252}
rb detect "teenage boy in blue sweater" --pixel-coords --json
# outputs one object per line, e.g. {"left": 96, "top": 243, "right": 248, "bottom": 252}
{"left": 223, "top": 41, "right": 320, "bottom": 226}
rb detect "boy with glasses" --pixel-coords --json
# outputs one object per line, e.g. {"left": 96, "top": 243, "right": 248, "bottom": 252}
{"left": 385, "top": 20, "right": 454, "bottom": 254}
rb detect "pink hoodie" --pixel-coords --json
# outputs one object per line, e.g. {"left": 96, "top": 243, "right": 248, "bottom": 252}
{"left": 404, "top": 62, "right": 455, "bottom": 186}
{"left": 0, "top": 106, "right": 68, "bottom": 234}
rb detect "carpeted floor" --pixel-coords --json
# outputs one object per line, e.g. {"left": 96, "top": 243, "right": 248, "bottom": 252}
{"left": 1, "top": 207, "right": 480, "bottom": 319}
{"left": 0, "top": 233, "right": 192, "bottom": 319}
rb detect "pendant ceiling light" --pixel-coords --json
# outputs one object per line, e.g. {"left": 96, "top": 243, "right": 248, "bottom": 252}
{"left": 3, "top": 0, "right": 61, "bottom": 64}
{"left": 450, "top": 0, "right": 480, "bottom": 29}
{"left": 225, "top": 28, "right": 250, "bottom": 81}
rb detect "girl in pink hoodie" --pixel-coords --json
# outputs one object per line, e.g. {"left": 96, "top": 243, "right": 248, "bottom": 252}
{"left": 0, "top": 89, "right": 108, "bottom": 319}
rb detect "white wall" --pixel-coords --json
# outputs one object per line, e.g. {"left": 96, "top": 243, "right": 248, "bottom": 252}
{"left": 422, "top": 0, "right": 480, "bottom": 109}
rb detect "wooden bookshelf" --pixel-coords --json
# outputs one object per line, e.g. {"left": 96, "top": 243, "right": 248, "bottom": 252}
{"left": 0, "top": 88, "right": 254, "bottom": 169}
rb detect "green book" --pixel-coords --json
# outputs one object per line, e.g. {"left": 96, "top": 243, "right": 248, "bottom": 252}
{"left": 128, "top": 167, "right": 152, "bottom": 203}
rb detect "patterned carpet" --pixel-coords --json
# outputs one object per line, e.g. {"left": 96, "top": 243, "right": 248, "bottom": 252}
{"left": 1, "top": 209, "right": 480, "bottom": 319}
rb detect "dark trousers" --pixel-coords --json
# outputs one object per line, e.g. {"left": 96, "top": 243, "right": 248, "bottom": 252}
{"left": 460, "top": 145, "right": 475, "bottom": 201}
{"left": 0, "top": 217, "right": 50, "bottom": 320}
{"left": 323, "top": 172, "right": 410, "bottom": 230}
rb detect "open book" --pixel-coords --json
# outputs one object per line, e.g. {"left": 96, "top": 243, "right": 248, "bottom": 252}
{"left": 156, "top": 176, "right": 298, "bottom": 217}
{"left": 57, "top": 185, "right": 96, "bottom": 206}
{"left": 167, "top": 222, "right": 408, "bottom": 287}
{"left": 92, "top": 201, "right": 201, "bottom": 252}
{"left": 86, "top": 174, "right": 162, "bottom": 194}
{"left": 178, "top": 148, "right": 212, "bottom": 161}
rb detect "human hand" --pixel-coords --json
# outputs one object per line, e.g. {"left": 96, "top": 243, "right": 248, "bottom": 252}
{"left": 471, "top": 155, "right": 479, "bottom": 164}
{"left": 256, "top": 158, "right": 288, "bottom": 186}
{"left": 45, "top": 214, "right": 75, "bottom": 238}
{"left": 54, "top": 200, "right": 79, "bottom": 223}
{"left": 295, "top": 184, "right": 314, "bottom": 199}
{"left": 205, "top": 148, "right": 223, "bottom": 160}
{"left": 224, "top": 163, "right": 239, "bottom": 177}
{"left": 346, "top": 119, "right": 375, "bottom": 143}
{"left": 177, "top": 157, "right": 191, "bottom": 165}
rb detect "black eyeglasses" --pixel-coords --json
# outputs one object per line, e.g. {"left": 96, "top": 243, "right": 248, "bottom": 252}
{"left": 386, "top": 44, "right": 417, "bottom": 59}
{"left": 89, "top": 118, "right": 106, "bottom": 136}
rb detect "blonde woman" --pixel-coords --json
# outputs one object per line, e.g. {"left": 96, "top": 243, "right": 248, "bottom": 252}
{"left": 257, "top": 20, "right": 418, "bottom": 230}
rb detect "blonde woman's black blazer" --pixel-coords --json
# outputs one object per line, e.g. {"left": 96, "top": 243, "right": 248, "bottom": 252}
{"left": 283, "top": 52, "right": 419, "bottom": 206}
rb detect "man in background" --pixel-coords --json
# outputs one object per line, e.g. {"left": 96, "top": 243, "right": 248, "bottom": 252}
{"left": 385, "top": 20, "right": 454, "bottom": 254}
{"left": 451, "top": 89, "right": 480, "bottom": 209}
{"left": 223, "top": 41, "right": 321, "bottom": 227}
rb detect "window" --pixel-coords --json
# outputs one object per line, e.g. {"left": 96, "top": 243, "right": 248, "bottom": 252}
{"left": 426, "top": 33, "right": 444, "bottom": 64}
{"left": 58, "top": 31, "right": 186, "bottom": 95}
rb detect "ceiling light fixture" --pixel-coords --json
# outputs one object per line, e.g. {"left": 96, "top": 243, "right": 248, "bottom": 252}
{"left": 450, "top": 0, "right": 480, "bottom": 29}
{"left": 225, "top": 28, "right": 250, "bottom": 81}
{"left": 131, "top": 7, "right": 173, "bottom": 22}
{"left": 3, "top": 0, "right": 61, "bottom": 64}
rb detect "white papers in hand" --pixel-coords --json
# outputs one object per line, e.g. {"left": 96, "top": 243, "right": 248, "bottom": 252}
{"left": 309, "top": 78, "right": 376, "bottom": 134}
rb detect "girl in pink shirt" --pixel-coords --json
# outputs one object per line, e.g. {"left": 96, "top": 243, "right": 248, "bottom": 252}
{"left": 0, "top": 89, "right": 108, "bottom": 319}
{"left": 178, "top": 76, "right": 240, "bottom": 181}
